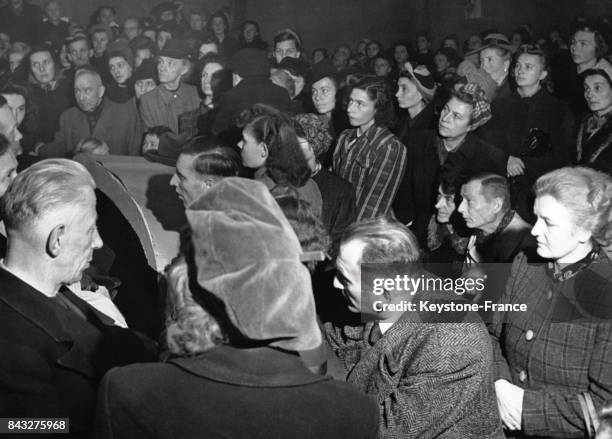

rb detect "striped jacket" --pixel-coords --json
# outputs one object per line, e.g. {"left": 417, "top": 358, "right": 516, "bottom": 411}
{"left": 333, "top": 125, "right": 407, "bottom": 221}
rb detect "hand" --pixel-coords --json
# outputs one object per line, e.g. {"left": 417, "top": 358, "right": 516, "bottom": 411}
{"left": 507, "top": 156, "right": 525, "bottom": 177}
{"left": 495, "top": 379, "right": 524, "bottom": 430}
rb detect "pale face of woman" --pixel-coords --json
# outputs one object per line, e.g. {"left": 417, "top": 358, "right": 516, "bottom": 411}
{"left": 311, "top": 77, "right": 336, "bottom": 114}
{"left": 201, "top": 62, "right": 223, "bottom": 96}
{"left": 237, "top": 129, "right": 266, "bottom": 169}
{"left": 434, "top": 53, "right": 450, "bottom": 73}
{"left": 394, "top": 45, "right": 409, "bottom": 65}
{"left": 395, "top": 77, "right": 422, "bottom": 109}
{"left": 571, "top": 30, "right": 597, "bottom": 67}
{"left": 531, "top": 194, "right": 592, "bottom": 263}
{"left": 347, "top": 88, "right": 376, "bottom": 129}
{"left": 434, "top": 185, "right": 456, "bottom": 223}
{"left": 480, "top": 47, "right": 509, "bottom": 83}
{"left": 514, "top": 53, "right": 547, "bottom": 89}
{"left": 584, "top": 73, "right": 612, "bottom": 116}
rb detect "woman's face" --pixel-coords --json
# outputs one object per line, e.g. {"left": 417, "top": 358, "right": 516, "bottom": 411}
{"left": 201, "top": 62, "right": 223, "bottom": 96}
{"left": 311, "top": 77, "right": 336, "bottom": 114}
{"left": 108, "top": 56, "right": 133, "bottom": 84}
{"left": 514, "top": 53, "right": 547, "bottom": 89}
{"left": 312, "top": 50, "right": 325, "bottom": 65}
{"left": 190, "top": 14, "right": 204, "bottom": 31}
{"left": 347, "top": 88, "right": 376, "bottom": 128}
{"left": 9, "top": 52, "right": 24, "bottom": 72}
{"left": 394, "top": 45, "right": 409, "bottom": 64}
{"left": 434, "top": 53, "right": 450, "bottom": 73}
{"left": 468, "top": 35, "right": 482, "bottom": 51}
{"left": 443, "top": 39, "right": 458, "bottom": 51}
{"left": 511, "top": 33, "right": 523, "bottom": 48}
{"left": 395, "top": 77, "right": 422, "bottom": 109}
{"left": 571, "top": 30, "right": 597, "bottom": 66}
{"left": 374, "top": 58, "right": 391, "bottom": 77}
{"left": 531, "top": 194, "right": 591, "bottom": 263}
{"left": 480, "top": 47, "right": 509, "bottom": 82}
{"left": 243, "top": 23, "right": 257, "bottom": 43}
{"left": 438, "top": 97, "right": 472, "bottom": 139}
{"left": 212, "top": 17, "right": 226, "bottom": 36}
{"left": 237, "top": 129, "right": 266, "bottom": 169}
{"left": 366, "top": 42, "right": 380, "bottom": 59}
{"left": 434, "top": 185, "right": 456, "bottom": 223}
{"left": 584, "top": 73, "right": 612, "bottom": 115}
{"left": 157, "top": 31, "right": 172, "bottom": 51}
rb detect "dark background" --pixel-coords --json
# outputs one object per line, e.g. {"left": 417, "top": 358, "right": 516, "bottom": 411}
{"left": 3, "top": 0, "right": 609, "bottom": 53}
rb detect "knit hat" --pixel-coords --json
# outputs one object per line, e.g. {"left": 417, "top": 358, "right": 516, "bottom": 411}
{"left": 133, "top": 58, "right": 159, "bottom": 84}
{"left": 403, "top": 62, "right": 436, "bottom": 104}
{"left": 453, "top": 82, "right": 492, "bottom": 130}
{"left": 158, "top": 38, "right": 190, "bottom": 60}
{"left": 293, "top": 113, "right": 333, "bottom": 158}
{"left": 231, "top": 48, "right": 270, "bottom": 77}
{"left": 107, "top": 40, "right": 134, "bottom": 68}
{"left": 185, "top": 177, "right": 322, "bottom": 352}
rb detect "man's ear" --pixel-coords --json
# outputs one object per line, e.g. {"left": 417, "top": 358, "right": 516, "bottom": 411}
{"left": 492, "top": 198, "right": 504, "bottom": 215}
{"left": 99, "top": 84, "right": 105, "bottom": 98}
{"left": 46, "top": 224, "right": 65, "bottom": 258}
{"left": 88, "top": 48, "right": 94, "bottom": 58}
{"left": 539, "top": 69, "right": 548, "bottom": 82}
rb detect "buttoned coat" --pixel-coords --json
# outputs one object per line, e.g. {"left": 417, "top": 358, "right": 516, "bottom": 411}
{"left": 325, "top": 289, "right": 504, "bottom": 438}
{"left": 490, "top": 249, "right": 612, "bottom": 437}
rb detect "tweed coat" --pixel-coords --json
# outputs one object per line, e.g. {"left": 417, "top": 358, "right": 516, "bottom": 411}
{"left": 489, "top": 249, "right": 612, "bottom": 437}
{"left": 325, "top": 289, "right": 504, "bottom": 438}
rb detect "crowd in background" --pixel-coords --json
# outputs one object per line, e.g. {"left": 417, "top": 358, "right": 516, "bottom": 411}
{"left": 1, "top": 0, "right": 612, "bottom": 438}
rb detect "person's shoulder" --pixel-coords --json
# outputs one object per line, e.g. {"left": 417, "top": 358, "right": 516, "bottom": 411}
{"left": 139, "top": 86, "right": 161, "bottom": 104}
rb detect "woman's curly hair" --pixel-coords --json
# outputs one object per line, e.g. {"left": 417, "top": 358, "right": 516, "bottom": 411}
{"left": 239, "top": 104, "right": 311, "bottom": 187}
{"left": 165, "top": 257, "right": 226, "bottom": 356}
{"left": 349, "top": 76, "right": 397, "bottom": 129}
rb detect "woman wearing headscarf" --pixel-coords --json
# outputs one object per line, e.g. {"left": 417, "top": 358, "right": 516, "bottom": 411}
{"left": 490, "top": 166, "right": 612, "bottom": 438}
{"left": 93, "top": 178, "right": 379, "bottom": 439}
{"left": 403, "top": 82, "right": 506, "bottom": 247}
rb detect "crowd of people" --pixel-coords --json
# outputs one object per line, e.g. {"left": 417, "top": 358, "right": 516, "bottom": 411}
{"left": 1, "top": 0, "right": 612, "bottom": 438}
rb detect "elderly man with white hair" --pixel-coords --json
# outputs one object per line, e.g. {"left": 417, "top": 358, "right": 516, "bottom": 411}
{"left": 0, "top": 159, "right": 156, "bottom": 437}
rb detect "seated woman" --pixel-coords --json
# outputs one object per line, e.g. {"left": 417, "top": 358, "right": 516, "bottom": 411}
{"left": 405, "top": 83, "right": 506, "bottom": 246}
{"left": 433, "top": 47, "right": 461, "bottom": 83}
{"left": 93, "top": 178, "right": 379, "bottom": 439}
{"left": 238, "top": 20, "right": 268, "bottom": 51}
{"left": 209, "top": 11, "right": 238, "bottom": 58}
{"left": 105, "top": 42, "right": 135, "bottom": 104}
{"left": 478, "top": 33, "right": 514, "bottom": 100}
{"left": 179, "top": 54, "right": 232, "bottom": 138}
{"left": 493, "top": 45, "right": 570, "bottom": 222}
{"left": 333, "top": 76, "right": 407, "bottom": 221}
{"left": 237, "top": 104, "right": 323, "bottom": 219}
{"left": 576, "top": 68, "right": 612, "bottom": 175}
{"left": 491, "top": 166, "right": 612, "bottom": 437}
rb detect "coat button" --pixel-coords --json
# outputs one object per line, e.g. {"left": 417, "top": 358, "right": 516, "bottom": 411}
{"left": 546, "top": 289, "right": 553, "bottom": 300}
{"left": 519, "top": 370, "right": 527, "bottom": 382}
{"left": 525, "top": 330, "right": 534, "bottom": 341}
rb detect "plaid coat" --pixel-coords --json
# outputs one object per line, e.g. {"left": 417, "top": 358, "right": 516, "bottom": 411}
{"left": 490, "top": 249, "right": 612, "bottom": 437}
{"left": 325, "top": 290, "right": 504, "bottom": 438}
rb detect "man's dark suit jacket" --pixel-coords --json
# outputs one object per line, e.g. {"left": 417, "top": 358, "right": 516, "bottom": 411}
{"left": 0, "top": 268, "right": 157, "bottom": 437}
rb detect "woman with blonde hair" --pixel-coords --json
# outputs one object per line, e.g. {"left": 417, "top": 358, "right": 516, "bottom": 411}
{"left": 491, "top": 166, "right": 612, "bottom": 437}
